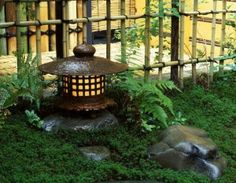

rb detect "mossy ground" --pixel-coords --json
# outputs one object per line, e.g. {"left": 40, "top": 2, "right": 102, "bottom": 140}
{"left": 0, "top": 72, "right": 236, "bottom": 183}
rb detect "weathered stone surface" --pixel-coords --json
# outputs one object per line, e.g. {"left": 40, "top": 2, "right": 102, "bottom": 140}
{"left": 147, "top": 125, "right": 227, "bottom": 180}
{"left": 42, "top": 110, "right": 118, "bottom": 133}
{"left": 101, "top": 181, "right": 161, "bottom": 183}
{"left": 78, "top": 146, "right": 110, "bottom": 161}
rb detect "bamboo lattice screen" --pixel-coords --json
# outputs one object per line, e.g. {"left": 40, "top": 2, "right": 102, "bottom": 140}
{"left": 0, "top": 0, "right": 236, "bottom": 87}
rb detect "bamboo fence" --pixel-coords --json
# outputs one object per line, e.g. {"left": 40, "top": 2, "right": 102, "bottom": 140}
{"left": 0, "top": 0, "right": 236, "bottom": 87}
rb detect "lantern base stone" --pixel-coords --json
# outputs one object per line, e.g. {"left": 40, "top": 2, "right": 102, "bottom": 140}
{"left": 42, "top": 110, "right": 118, "bottom": 133}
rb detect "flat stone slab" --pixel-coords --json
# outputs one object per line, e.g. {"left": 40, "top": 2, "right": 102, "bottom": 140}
{"left": 42, "top": 110, "right": 118, "bottom": 133}
{"left": 101, "top": 181, "right": 161, "bottom": 183}
{"left": 147, "top": 125, "right": 227, "bottom": 180}
{"left": 78, "top": 146, "right": 110, "bottom": 161}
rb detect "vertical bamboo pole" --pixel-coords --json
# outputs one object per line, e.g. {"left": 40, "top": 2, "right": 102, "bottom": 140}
{"left": 210, "top": 0, "right": 217, "bottom": 82}
{"left": 62, "top": 0, "right": 69, "bottom": 57}
{"left": 48, "top": 1, "right": 56, "bottom": 51}
{"left": 77, "top": 0, "right": 83, "bottom": 44}
{"left": 144, "top": 0, "right": 150, "bottom": 81}
{"left": 191, "top": 0, "right": 198, "bottom": 84}
{"left": 16, "top": 0, "right": 22, "bottom": 72}
{"left": 158, "top": 0, "right": 164, "bottom": 80}
{"left": 35, "top": 0, "right": 41, "bottom": 64}
{"left": 82, "top": 0, "right": 87, "bottom": 43}
{"left": 220, "top": 0, "right": 226, "bottom": 72}
{"left": 0, "top": 5, "right": 7, "bottom": 55}
{"left": 106, "top": 0, "right": 111, "bottom": 59}
{"left": 179, "top": 0, "right": 185, "bottom": 88}
{"left": 120, "top": 0, "right": 126, "bottom": 63}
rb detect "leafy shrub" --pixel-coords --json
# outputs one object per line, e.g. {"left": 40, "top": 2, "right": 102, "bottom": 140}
{"left": 0, "top": 52, "right": 43, "bottom": 110}
{"left": 111, "top": 72, "right": 179, "bottom": 130}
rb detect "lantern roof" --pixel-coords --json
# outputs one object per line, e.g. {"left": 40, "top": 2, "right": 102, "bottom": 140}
{"left": 39, "top": 44, "right": 128, "bottom": 76}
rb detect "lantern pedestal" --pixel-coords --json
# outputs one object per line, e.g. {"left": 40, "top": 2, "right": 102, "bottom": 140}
{"left": 42, "top": 110, "right": 118, "bottom": 133}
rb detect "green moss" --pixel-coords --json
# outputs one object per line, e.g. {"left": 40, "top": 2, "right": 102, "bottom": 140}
{"left": 0, "top": 72, "right": 236, "bottom": 183}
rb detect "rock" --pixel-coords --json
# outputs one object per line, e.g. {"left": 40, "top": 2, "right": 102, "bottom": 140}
{"left": 101, "top": 181, "right": 161, "bottom": 183}
{"left": 78, "top": 146, "right": 110, "bottom": 161}
{"left": 147, "top": 125, "right": 227, "bottom": 180}
{"left": 42, "top": 110, "right": 118, "bottom": 133}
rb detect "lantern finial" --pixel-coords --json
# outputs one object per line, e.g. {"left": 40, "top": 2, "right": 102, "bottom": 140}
{"left": 73, "top": 44, "right": 96, "bottom": 58}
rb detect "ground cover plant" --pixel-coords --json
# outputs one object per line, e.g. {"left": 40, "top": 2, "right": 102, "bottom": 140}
{"left": 0, "top": 71, "right": 235, "bottom": 183}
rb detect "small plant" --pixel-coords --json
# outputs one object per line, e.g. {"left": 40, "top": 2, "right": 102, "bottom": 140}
{"left": 112, "top": 72, "right": 179, "bottom": 130}
{"left": 25, "top": 109, "right": 44, "bottom": 129}
{"left": 0, "top": 51, "right": 43, "bottom": 110}
{"left": 169, "top": 111, "right": 187, "bottom": 125}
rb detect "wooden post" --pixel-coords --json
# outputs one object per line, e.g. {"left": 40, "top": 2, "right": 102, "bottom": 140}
{"left": 56, "top": 0, "right": 63, "bottom": 58}
{"left": 48, "top": 1, "right": 56, "bottom": 51}
{"left": 210, "top": 0, "right": 217, "bottom": 82}
{"left": 144, "top": 0, "right": 150, "bottom": 81}
{"left": 120, "top": 0, "right": 126, "bottom": 63}
{"left": 191, "top": 0, "right": 198, "bottom": 84}
{"left": 171, "top": 0, "right": 179, "bottom": 83}
{"left": 0, "top": 4, "right": 7, "bottom": 55}
{"left": 179, "top": 0, "right": 185, "bottom": 88}
{"left": 220, "top": 0, "right": 226, "bottom": 72}
{"left": 106, "top": 0, "right": 111, "bottom": 59}
{"left": 158, "top": 0, "right": 164, "bottom": 80}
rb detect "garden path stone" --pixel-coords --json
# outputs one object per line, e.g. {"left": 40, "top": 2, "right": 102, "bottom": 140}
{"left": 101, "top": 181, "right": 161, "bottom": 183}
{"left": 42, "top": 110, "right": 118, "bottom": 133}
{"left": 78, "top": 146, "right": 110, "bottom": 161}
{"left": 147, "top": 125, "right": 227, "bottom": 180}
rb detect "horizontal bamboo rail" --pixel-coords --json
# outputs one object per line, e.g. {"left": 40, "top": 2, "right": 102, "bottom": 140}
{"left": 129, "top": 54, "right": 236, "bottom": 71}
{"left": 1, "top": 8, "right": 236, "bottom": 29}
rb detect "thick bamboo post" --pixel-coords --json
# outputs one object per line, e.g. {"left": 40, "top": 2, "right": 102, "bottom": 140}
{"left": 158, "top": 0, "right": 164, "bottom": 80}
{"left": 179, "top": 0, "right": 185, "bottom": 88}
{"left": 82, "top": 0, "right": 87, "bottom": 43}
{"left": 16, "top": 0, "right": 22, "bottom": 72}
{"left": 76, "top": 0, "right": 83, "bottom": 44}
{"left": 48, "top": 0, "right": 56, "bottom": 51}
{"left": 210, "top": 0, "right": 217, "bottom": 82}
{"left": 220, "top": 0, "right": 226, "bottom": 72}
{"left": 106, "top": 0, "right": 111, "bottom": 59}
{"left": 144, "top": 0, "right": 150, "bottom": 81}
{"left": 191, "top": 0, "right": 198, "bottom": 84}
{"left": 120, "top": 0, "right": 126, "bottom": 63}
{"left": 35, "top": 0, "right": 41, "bottom": 64}
{"left": 56, "top": 0, "right": 63, "bottom": 58}
{"left": 62, "top": 0, "right": 69, "bottom": 57}
{"left": 0, "top": 5, "right": 7, "bottom": 55}
{"left": 171, "top": 0, "right": 179, "bottom": 83}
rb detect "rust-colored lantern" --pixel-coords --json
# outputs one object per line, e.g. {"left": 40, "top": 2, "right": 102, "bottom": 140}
{"left": 39, "top": 44, "right": 128, "bottom": 111}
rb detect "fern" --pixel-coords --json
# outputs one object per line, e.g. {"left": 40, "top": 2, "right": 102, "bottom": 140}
{"left": 113, "top": 72, "right": 179, "bottom": 130}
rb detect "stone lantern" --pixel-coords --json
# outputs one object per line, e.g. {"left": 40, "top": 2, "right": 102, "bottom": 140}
{"left": 39, "top": 44, "right": 128, "bottom": 132}
{"left": 39, "top": 44, "right": 128, "bottom": 111}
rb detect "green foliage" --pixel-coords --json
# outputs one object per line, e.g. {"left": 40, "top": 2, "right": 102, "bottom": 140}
{"left": 112, "top": 72, "right": 179, "bottom": 130}
{"left": 170, "top": 111, "right": 187, "bottom": 125}
{"left": 0, "top": 72, "right": 236, "bottom": 183}
{"left": 25, "top": 110, "right": 44, "bottom": 129}
{"left": 0, "top": 52, "right": 43, "bottom": 110}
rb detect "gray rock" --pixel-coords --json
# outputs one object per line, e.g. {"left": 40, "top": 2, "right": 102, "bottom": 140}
{"left": 42, "top": 110, "right": 118, "bottom": 133}
{"left": 147, "top": 125, "right": 227, "bottom": 180}
{"left": 78, "top": 146, "right": 110, "bottom": 161}
{"left": 101, "top": 181, "right": 161, "bottom": 183}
